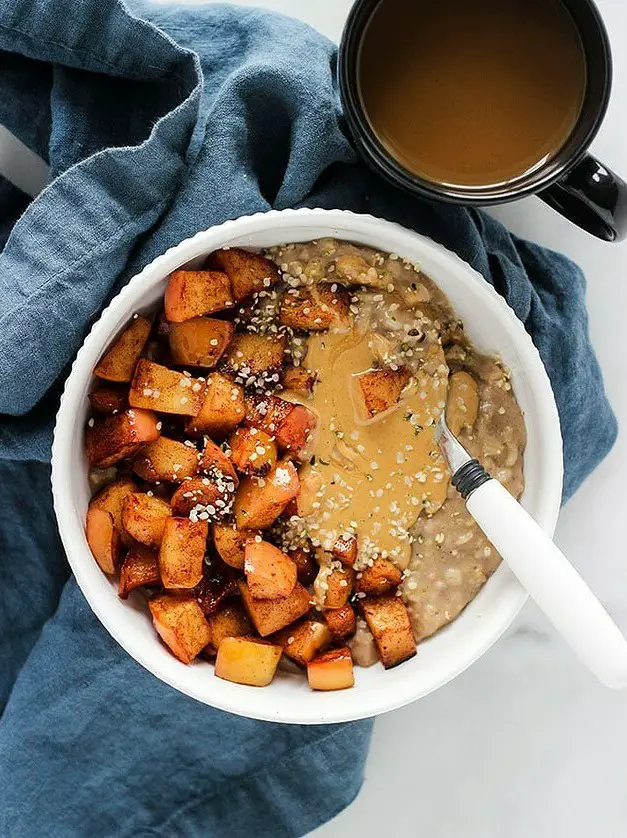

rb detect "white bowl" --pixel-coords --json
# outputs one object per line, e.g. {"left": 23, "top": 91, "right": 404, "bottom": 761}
{"left": 51, "top": 209, "right": 563, "bottom": 724}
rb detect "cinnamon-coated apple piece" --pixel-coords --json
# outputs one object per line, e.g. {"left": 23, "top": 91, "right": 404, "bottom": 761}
{"left": 215, "top": 636, "right": 282, "bottom": 686}
{"left": 244, "top": 540, "right": 297, "bottom": 600}
{"left": 219, "top": 333, "right": 286, "bottom": 384}
{"left": 323, "top": 604, "right": 357, "bottom": 641}
{"left": 352, "top": 367, "right": 411, "bottom": 421}
{"left": 89, "top": 476, "right": 137, "bottom": 532}
{"left": 281, "top": 365, "right": 318, "bottom": 395}
{"left": 356, "top": 557, "right": 402, "bottom": 596}
{"left": 164, "top": 270, "right": 234, "bottom": 322}
{"left": 331, "top": 534, "right": 357, "bottom": 567}
{"left": 121, "top": 493, "right": 171, "bottom": 549}
{"left": 129, "top": 360, "right": 206, "bottom": 416}
{"left": 158, "top": 517, "right": 208, "bottom": 589}
{"left": 185, "top": 373, "right": 245, "bottom": 438}
{"left": 149, "top": 594, "right": 212, "bottom": 663}
{"left": 198, "top": 437, "right": 238, "bottom": 484}
{"left": 94, "top": 315, "right": 152, "bottom": 382}
{"left": 85, "top": 408, "right": 160, "bottom": 468}
{"left": 273, "top": 618, "right": 333, "bottom": 667}
{"left": 170, "top": 474, "right": 235, "bottom": 518}
{"left": 234, "top": 460, "right": 299, "bottom": 530}
{"left": 88, "top": 386, "right": 128, "bottom": 415}
{"left": 86, "top": 507, "right": 120, "bottom": 575}
{"left": 238, "top": 580, "right": 311, "bottom": 637}
{"left": 205, "top": 603, "right": 251, "bottom": 649}
{"left": 132, "top": 436, "right": 198, "bottom": 483}
{"left": 228, "top": 426, "right": 277, "bottom": 476}
{"left": 118, "top": 545, "right": 161, "bottom": 598}
{"left": 359, "top": 596, "right": 417, "bottom": 669}
{"left": 212, "top": 523, "right": 259, "bottom": 569}
{"left": 210, "top": 247, "right": 280, "bottom": 302}
{"left": 168, "top": 317, "right": 234, "bottom": 367}
{"left": 279, "top": 285, "right": 350, "bottom": 330}
{"left": 307, "top": 646, "right": 355, "bottom": 691}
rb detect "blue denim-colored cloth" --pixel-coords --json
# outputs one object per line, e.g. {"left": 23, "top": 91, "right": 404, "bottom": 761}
{"left": 0, "top": 1, "right": 617, "bottom": 836}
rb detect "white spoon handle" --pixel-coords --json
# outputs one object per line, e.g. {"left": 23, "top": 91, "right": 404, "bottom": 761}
{"left": 466, "top": 479, "right": 627, "bottom": 689}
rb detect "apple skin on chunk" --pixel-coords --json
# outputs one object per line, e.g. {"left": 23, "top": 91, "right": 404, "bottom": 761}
{"left": 244, "top": 395, "right": 317, "bottom": 460}
{"left": 307, "top": 646, "right": 355, "bottom": 691}
{"left": 86, "top": 507, "right": 120, "bottom": 575}
{"left": 273, "top": 404, "right": 317, "bottom": 460}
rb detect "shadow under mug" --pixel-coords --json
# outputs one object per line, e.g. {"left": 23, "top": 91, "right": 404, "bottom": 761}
{"left": 339, "top": 0, "right": 627, "bottom": 242}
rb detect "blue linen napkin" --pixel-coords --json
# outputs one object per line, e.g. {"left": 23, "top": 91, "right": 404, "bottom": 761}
{"left": 0, "top": 1, "right": 617, "bottom": 836}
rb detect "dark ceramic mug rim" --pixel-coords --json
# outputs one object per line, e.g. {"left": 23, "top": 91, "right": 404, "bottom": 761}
{"left": 338, "top": 0, "right": 613, "bottom": 207}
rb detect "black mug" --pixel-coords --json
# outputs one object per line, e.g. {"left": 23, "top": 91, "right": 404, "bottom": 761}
{"left": 339, "top": 0, "right": 627, "bottom": 242}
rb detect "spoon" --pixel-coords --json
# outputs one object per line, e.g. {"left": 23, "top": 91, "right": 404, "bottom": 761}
{"left": 436, "top": 412, "right": 627, "bottom": 689}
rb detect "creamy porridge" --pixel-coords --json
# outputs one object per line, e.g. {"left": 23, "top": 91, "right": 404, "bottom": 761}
{"left": 83, "top": 237, "right": 525, "bottom": 690}
{"left": 265, "top": 240, "right": 525, "bottom": 665}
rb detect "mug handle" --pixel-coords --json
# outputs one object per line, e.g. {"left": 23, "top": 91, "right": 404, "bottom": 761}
{"left": 540, "top": 154, "right": 627, "bottom": 242}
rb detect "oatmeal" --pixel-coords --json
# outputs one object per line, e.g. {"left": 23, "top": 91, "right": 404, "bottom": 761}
{"left": 83, "top": 236, "right": 525, "bottom": 689}
{"left": 266, "top": 239, "right": 525, "bottom": 661}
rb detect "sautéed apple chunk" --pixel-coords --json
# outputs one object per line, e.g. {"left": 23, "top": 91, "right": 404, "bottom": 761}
{"left": 84, "top": 238, "right": 525, "bottom": 687}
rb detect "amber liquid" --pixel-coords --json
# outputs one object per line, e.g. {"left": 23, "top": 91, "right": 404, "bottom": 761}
{"left": 358, "top": 0, "right": 587, "bottom": 188}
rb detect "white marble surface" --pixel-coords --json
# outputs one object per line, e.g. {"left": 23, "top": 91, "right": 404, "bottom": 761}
{"left": 2, "top": 1, "right": 626, "bottom": 836}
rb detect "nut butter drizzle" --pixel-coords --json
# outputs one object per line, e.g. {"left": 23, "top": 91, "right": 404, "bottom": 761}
{"left": 300, "top": 324, "right": 449, "bottom": 571}
{"left": 269, "top": 240, "right": 454, "bottom": 573}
